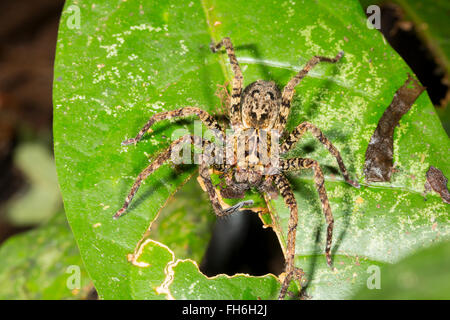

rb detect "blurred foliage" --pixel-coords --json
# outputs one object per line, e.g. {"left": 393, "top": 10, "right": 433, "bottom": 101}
{"left": 5, "top": 142, "right": 61, "bottom": 226}
{"left": 0, "top": 213, "right": 92, "bottom": 299}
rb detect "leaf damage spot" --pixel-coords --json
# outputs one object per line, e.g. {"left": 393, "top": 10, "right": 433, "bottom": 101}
{"left": 155, "top": 251, "right": 177, "bottom": 299}
{"left": 364, "top": 74, "right": 425, "bottom": 182}
{"left": 129, "top": 238, "right": 177, "bottom": 299}
{"left": 128, "top": 239, "right": 153, "bottom": 268}
{"left": 425, "top": 166, "right": 450, "bottom": 204}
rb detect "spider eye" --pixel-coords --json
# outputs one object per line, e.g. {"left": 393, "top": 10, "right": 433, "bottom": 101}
{"left": 266, "top": 92, "right": 275, "bottom": 100}
{"left": 251, "top": 90, "right": 260, "bottom": 97}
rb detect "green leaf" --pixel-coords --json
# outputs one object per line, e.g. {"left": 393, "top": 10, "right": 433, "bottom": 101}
{"left": 360, "top": 0, "right": 450, "bottom": 74}
{"left": 148, "top": 175, "right": 216, "bottom": 263}
{"left": 128, "top": 239, "right": 282, "bottom": 299}
{"left": 359, "top": 0, "right": 450, "bottom": 132}
{"left": 268, "top": 177, "right": 449, "bottom": 299}
{"left": 0, "top": 213, "right": 92, "bottom": 299}
{"left": 53, "top": 0, "right": 450, "bottom": 299}
{"left": 394, "top": 0, "right": 450, "bottom": 133}
{"left": 353, "top": 240, "right": 450, "bottom": 299}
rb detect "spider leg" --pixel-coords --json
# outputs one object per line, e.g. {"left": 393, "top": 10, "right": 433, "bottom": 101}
{"left": 121, "top": 107, "right": 224, "bottom": 146}
{"left": 114, "top": 135, "right": 212, "bottom": 219}
{"left": 276, "top": 52, "right": 344, "bottom": 132}
{"left": 272, "top": 174, "right": 304, "bottom": 300}
{"left": 210, "top": 37, "right": 243, "bottom": 128}
{"left": 279, "top": 158, "right": 335, "bottom": 268}
{"left": 281, "top": 122, "right": 359, "bottom": 187}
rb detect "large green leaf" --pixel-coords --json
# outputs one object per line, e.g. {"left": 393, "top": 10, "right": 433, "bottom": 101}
{"left": 53, "top": 0, "right": 450, "bottom": 299}
{"left": 148, "top": 176, "right": 216, "bottom": 263}
{"left": 353, "top": 240, "right": 450, "bottom": 299}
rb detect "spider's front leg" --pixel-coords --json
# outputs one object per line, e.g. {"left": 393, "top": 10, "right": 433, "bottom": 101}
{"left": 115, "top": 132, "right": 252, "bottom": 219}
{"left": 276, "top": 52, "right": 344, "bottom": 132}
{"left": 272, "top": 174, "right": 305, "bottom": 300}
{"left": 281, "top": 122, "right": 359, "bottom": 187}
{"left": 210, "top": 37, "right": 243, "bottom": 128}
{"left": 121, "top": 107, "right": 224, "bottom": 146}
{"left": 114, "top": 135, "right": 211, "bottom": 218}
{"left": 280, "top": 158, "right": 335, "bottom": 267}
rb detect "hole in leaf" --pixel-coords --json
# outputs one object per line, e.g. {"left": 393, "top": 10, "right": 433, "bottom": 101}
{"left": 200, "top": 210, "right": 284, "bottom": 277}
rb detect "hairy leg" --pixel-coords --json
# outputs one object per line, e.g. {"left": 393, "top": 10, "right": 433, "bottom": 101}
{"left": 279, "top": 158, "right": 334, "bottom": 267}
{"left": 114, "top": 135, "right": 211, "bottom": 218}
{"left": 281, "top": 122, "right": 359, "bottom": 187}
{"left": 276, "top": 52, "right": 344, "bottom": 132}
{"left": 272, "top": 174, "right": 304, "bottom": 300}
{"left": 122, "top": 107, "right": 224, "bottom": 146}
{"left": 210, "top": 37, "right": 243, "bottom": 128}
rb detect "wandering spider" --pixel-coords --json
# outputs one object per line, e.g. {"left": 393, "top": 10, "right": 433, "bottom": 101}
{"left": 114, "top": 37, "right": 359, "bottom": 300}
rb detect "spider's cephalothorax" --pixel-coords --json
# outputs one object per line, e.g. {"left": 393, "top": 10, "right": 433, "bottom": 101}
{"left": 114, "top": 37, "right": 359, "bottom": 300}
{"left": 241, "top": 80, "right": 281, "bottom": 129}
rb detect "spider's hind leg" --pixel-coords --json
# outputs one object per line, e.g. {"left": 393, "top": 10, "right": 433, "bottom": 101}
{"left": 210, "top": 37, "right": 243, "bottom": 128}
{"left": 272, "top": 174, "right": 304, "bottom": 300}
{"left": 281, "top": 122, "right": 359, "bottom": 187}
{"left": 279, "top": 158, "right": 335, "bottom": 268}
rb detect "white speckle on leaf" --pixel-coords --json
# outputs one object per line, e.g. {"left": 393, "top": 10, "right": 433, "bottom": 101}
{"left": 128, "top": 53, "right": 138, "bottom": 61}
{"left": 100, "top": 44, "right": 118, "bottom": 58}
{"left": 130, "top": 24, "right": 162, "bottom": 32}
{"left": 179, "top": 40, "right": 188, "bottom": 55}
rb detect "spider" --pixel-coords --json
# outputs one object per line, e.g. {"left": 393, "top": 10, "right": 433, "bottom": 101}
{"left": 114, "top": 37, "right": 359, "bottom": 300}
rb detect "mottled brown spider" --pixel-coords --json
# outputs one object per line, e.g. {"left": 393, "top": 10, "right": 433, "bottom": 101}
{"left": 114, "top": 37, "right": 359, "bottom": 300}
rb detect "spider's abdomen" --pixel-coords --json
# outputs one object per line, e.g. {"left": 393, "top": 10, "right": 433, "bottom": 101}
{"left": 241, "top": 80, "right": 281, "bottom": 129}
